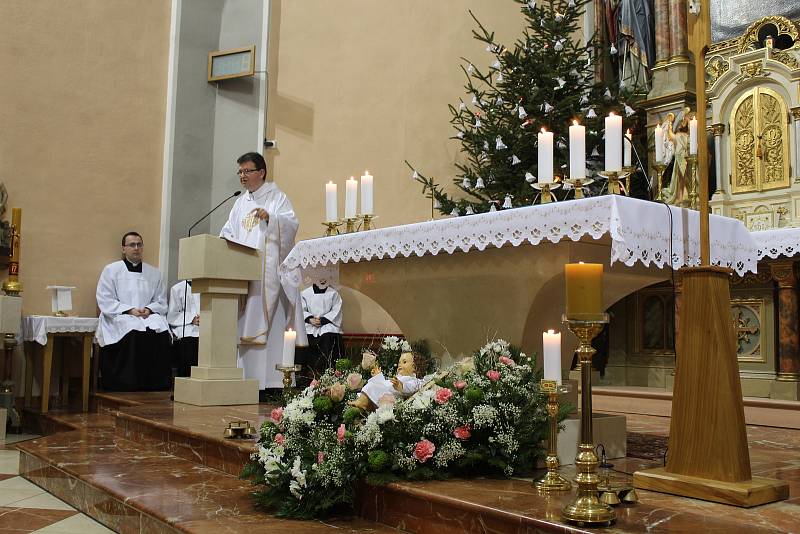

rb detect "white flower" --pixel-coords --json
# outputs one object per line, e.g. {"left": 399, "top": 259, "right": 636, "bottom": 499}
{"left": 376, "top": 404, "right": 395, "bottom": 424}
{"left": 473, "top": 404, "right": 498, "bottom": 428}
{"left": 410, "top": 389, "right": 435, "bottom": 410}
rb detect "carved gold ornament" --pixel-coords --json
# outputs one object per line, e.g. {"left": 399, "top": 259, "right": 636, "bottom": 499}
{"left": 737, "top": 16, "right": 799, "bottom": 55}
{"left": 705, "top": 55, "right": 729, "bottom": 88}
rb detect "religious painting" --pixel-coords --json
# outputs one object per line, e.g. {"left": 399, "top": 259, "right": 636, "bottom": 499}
{"left": 634, "top": 290, "right": 675, "bottom": 355}
{"left": 711, "top": 3, "right": 800, "bottom": 43}
{"left": 730, "top": 298, "right": 765, "bottom": 363}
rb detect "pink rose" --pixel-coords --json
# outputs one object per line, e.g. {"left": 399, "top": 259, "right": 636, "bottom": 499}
{"left": 334, "top": 370, "right": 343, "bottom": 377}
{"left": 329, "top": 383, "right": 346, "bottom": 402}
{"left": 337, "top": 424, "right": 346, "bottom": 443}
{"left": 435, "top": 388, "right": 453, "bottom": 404}
{"left": 378, "top": 393, "right": 396, "bottom": 407}
{"left": 454, "top": 380, "right": 467, "bottom": 390}
{"left": 499, "top": 356, "right": 516, "bottom": 367}
{"left": 453, "top": 425, "right": 472, "bottom": 440}
{"left": 413, "top": 439, "right": 436, "bottom": 463}
{"left": 270, "top": 407, "right": 283, "bottom": 424}
{"left": 274, "top": 433, "right": 285, "bottom": 445}
{"left": 361, "top": 350, "right": 377, "bottom": 370}
{"left": 317, "top": 451, "right": 326, "bottom": 464}
{"left": 309, "top": 380, "right": 319, "bottom": 389}
{"left": 486, "top": 370, "right": 500, "bottom": 382}
{"left": 347, "top": 372, "right": 364, "bottom": 390}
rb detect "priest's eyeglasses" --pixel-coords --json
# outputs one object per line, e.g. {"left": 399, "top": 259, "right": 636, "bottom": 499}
{"left": 124, "top": 242, "right": 144, "bottom": 248}
{"left": 237, "top": 168, "right": 260, "bottom": 176}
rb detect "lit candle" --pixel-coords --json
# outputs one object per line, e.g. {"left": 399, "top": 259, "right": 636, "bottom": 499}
{"left": 654, "top": 123, "right": 664, "bottom": 164}
{"left": 689, "top": 117, "right": 698, "bottom": 155}
{"left": 538, "top": 128, "right": 554, "bottom": 183}
{"left": 604, "top": 112, "right": 622, "bottom": 172}
{"left": 569, "top": 120, "right": 585, "bottom": 180}
{"left": 345, "top": 176, "right": 358, "bottom": 219}
{"left": 282, "top": 329, "right": 297, "bottom": 367}
{"left": 325, "top": 181, "right": 337, "bottom": 222}
{"left": 360, "top": 170, "right": 374, "bottom": 215}
{"left": 543, "top": 329, "right": 562, "bottom": 385}
{"left": 624, "top": 129, "right": 632, "bottom": 167}
{"left": 565, "top": 262, "right": 603, "bottom": 318}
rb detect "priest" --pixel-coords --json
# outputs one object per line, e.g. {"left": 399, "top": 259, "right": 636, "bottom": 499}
{"left": 220, "top": 152, "right": 306, "bottom": 398}
{"left": 96, "top": 232, "right": 172, "bottom": 391}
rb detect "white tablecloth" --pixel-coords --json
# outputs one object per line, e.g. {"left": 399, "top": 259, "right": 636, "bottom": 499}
{"left": 281, "top": 196, "right": 757, "bottom": 290}
{"left": 750, "top": 227, "right": 800, "bottom": 260}
{"left": 22, "top": 315, "right": 99, "bottom": 345}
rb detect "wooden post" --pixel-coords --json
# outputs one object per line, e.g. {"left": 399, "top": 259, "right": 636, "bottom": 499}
{"left": 689, "top": 0, "right": 711, "bottom": 265}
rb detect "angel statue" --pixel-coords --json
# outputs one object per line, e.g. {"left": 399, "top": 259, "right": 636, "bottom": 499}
{"left": 662, "top": 108, "right": 692, "bottom": 206}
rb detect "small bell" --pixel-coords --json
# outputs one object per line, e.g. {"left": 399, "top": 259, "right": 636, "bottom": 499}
{"left": 459, "top": 102, "right": 466, "bottom": 110}
{"left": 496, "top": 96, "right": 504, "bottom": 105}
{"left": 483, "top": 140, "right": 490, "bottom": 151}
{"left": 511, "top": 155, "right": 521, "bottom": 165}
{"left": 555, "top": 77, "right": 566, "bottom": 88}
{"left": 433, "top": 198, "right": 442, "bottom": 209}
{"left": 610, "top": 43, "right": 618, "bottom": 55}
{"left": 467, "top": 63, "right": 475, "bottom": 73}
{"left": 472, "top": 95, "right": 479, "bottom": 105}
{"left": 568, "top": 0, "right": 576, "bottom": 7}
{"left": 591, "top": 146, "right": 600, "bottom": 157}
{"left": 622, "top": 488, "right": 639, "bottom": 503}
{"left": 543, "top": 102, "right": 554, "bottom": 113}
{"left": 412, "top": 170, "right": 419, "bottom": 180}
{"left": 502, "top": 195, "right": 513, "bottom": 209}
{"left": 475, "top": 118, "right": 482, "bottom": 128}
{"left": 527, "top": 0, "right": 536, "bottom": 9}
{"left": 461, "top": 177, "right": 472, "bottom": 189}
{"left": 457, "top": 131, "right": 464, "bottom": 139}
{"left": 580, "top": 94, "right": 589, "bottom": 105}
{"left": 495, "top": 136, "right": 507, "bottom": 150}
{"left": 496, "top": 72, "right": 504, "bottom": 82}
{"left": 586, "top": 108, "right": 597, "bottom": 119}
{"left": 465, "top": 205, "right": 475, "bottom": 215}
{"left": 518, "top": 106, "right": 527, "bottom": 119}
{"left": 624, "top": 104, "right": 636, "bottom": 117}
{"left": 489, "top": 203, "right": 497, "bottom": 212}
{"left": 492, "top": 60, "right": 501, "bottom": 69}
{"left": 554, "top": 11, "right": 564, "bottom": 22}
{"left": 604, "top": 88, "right": 612, "bottom": 99}
{"left": 554, "top": 40, "right": 564, "bottom": 52}
{"left": 475, "top": 177, "right": 485, "bottom": 189}
{"left": 525, "top": 172, "right": 536, "bottom": 183}
{"left": 557, "top": 140, "right": 567, "bottom": 149}
{"left": 450, "top": 207, "right": 460, "bottom": 216}
{"left": 600, "top": 491, "right": 620, "bottom": 506}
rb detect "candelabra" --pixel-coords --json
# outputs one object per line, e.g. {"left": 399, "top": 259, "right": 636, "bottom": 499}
{"left": 533, "top": 183, "right": 560, "bottom": 203}
{"left": 561, "top": 313, "right": 615, "bottom": 527}
{"left": 565, "top": 178, "right": 594, "bottom": 200}
{"left": 275, "top": 363, "right": 303, "bottom": 393}
{"left": 685, "top": 155, "right": 698, "bottom": 210}
{"left": 653, "top": 163, "right": 667, "bottom": 202}
{"left": 534, "top": 380, "right": 572, "bottom": 492}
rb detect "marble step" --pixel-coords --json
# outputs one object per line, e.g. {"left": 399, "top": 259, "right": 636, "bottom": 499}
{"left": 17, "top": 427, "right": 403, "bottom": 533}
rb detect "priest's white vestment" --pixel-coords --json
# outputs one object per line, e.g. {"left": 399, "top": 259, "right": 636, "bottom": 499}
{"left": 96, "top": 260, "right": 169, "bottom": 347}
{"left": 220, "top": 181, "right": 307, "bottom": 389}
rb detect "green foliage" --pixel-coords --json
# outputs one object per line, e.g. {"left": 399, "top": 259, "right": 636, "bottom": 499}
{"left": 409, "top": 0, "right": 645, "bottom": 214}
{"left": 313, "top": 395, "right": 334, "bottom": 414}
{"left": 368, "top": 450, "right": 391, "bottom": 472}
{"left": 335, "top": 358, "right": 353, "bottom": 372}
{"left": 465, "top": 386, "right": 485, "bottom": 403}
{"left": 343, "top": 406, "right": 361, "bottom": 424}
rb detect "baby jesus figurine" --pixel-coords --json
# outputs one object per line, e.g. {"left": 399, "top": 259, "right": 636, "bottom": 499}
{"left": 349, "top": 352, "right": 421, "bottom": 411}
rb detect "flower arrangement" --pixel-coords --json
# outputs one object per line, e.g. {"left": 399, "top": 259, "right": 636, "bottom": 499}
{"left": 241, "top": 337, "right": 556, "bottom": 519}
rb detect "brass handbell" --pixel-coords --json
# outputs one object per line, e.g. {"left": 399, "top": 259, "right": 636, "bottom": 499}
{"left": 244, "top": 424, "right": 257, "bottom": 437}
{"left": 600, "top": 491, "right": 621, "bottom": 506}
{"left": 622, "top": 488, "right": 639, "bottom": 503}
{"left": 224, "top": 420, "right": 254, "bottom": 439}
{"left": 223, "top": 426, "right": 235, "bottom": 439}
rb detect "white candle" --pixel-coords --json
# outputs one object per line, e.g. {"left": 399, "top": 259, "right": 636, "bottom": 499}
{"left": 569, "top": 120, "right": 585, "bottom": 180}
{"left": 325, "top": 181, "right": 337, "bottom": 222}
{"left": 345, "top": 176, "right": 358, "bottom": 219}
{"left": 654, "top": 123, "right": 664, "bottom": 164}
{"left": 282, "top": 329, "right": 297, "bottom": 367}
{"left": 624, "top": 129, "right": 632, "bottom": 167}
{"left": 604, "top": 112, "right": 622, "bottom": 172}
{"left": 543, "top": 329, "right": 562, "bottom": 385}
{"left": 360, "top": 170, "right": 373, "bottom": 215}
{"left": 689, "top": 117, "right": 698, "bottom": 155}
{"left": 538, "top": 128, "right": 554, "bottom": 183}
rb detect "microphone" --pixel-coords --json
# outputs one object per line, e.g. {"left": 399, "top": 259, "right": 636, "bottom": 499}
{"left": 187, "top": 190, "right": 242, "bottom": 237}
{"left": 182, "top": 190, "right": 241, "bottom": 338}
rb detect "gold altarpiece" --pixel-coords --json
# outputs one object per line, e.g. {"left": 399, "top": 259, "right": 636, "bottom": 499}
{"left": 707, "top": 16, "right": 800, "bottom": 230}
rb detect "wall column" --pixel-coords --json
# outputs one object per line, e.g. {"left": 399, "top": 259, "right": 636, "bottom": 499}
{"left": 667, "top": 0, "right": 688, "bottom": 60}
{"left": 791, "top": 107, "right": 800, "bottom": 182}
{"left": 654, "top": 0, "right": 672, "bottom": 67}
{"left": 771, "top": 261, "right": 800, "bottom": 381}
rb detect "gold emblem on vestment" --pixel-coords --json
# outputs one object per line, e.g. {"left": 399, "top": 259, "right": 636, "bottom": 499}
{"left": 241, "top": 212, "right": 259, "bottom": 232}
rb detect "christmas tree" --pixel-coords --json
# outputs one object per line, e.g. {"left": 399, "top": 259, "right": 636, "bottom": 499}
{"left": 409, "top": 0, "right": 644, "bottom": 215}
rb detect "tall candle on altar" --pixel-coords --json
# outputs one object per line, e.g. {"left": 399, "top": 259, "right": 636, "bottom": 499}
{"left": 624, "top": 129, "right": 632, "bottom": 167}
{"left": 565, "top": 262, "right": 603, "bottom": 318}
{"left": 689, "top": 117, "right": 698, "bottom": 155}
{"left": 543, "top": 329, "right": 562, "bottom": 385}
{"left": 654, "top": 123, "right": 665, "bottom": 164}
{"left": 538, "top": 128, "right": 554, "bottom": 183}
{"left": 325, "top": 181, "right": 337, "bottom": 223}
{"left": 604, "top": 112, "right": 622, "bottom": 172}
{"left": 360, "top": 170, "right": 373, "bottom": 215}
{"left": 282, "top": 329, "right": 296, "bottom": 367}
{"left": 345, "top": 176, "right": 358, "bottom": 219}
{"left": 569, "top": 121, "right": 585, "bottom": 180}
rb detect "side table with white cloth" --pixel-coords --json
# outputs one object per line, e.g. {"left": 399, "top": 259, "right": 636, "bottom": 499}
{"left": 22, "top": 315, "right": 97, "bottom": 413}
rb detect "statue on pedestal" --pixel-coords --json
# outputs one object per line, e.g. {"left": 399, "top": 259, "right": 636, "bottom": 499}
{"left": 663, "top": 108, "right": 693, "bottom": 206}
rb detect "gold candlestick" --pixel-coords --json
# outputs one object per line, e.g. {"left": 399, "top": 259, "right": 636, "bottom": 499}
{"left": 534, "top": 380, "right": 572, "bottom": 492}
{"left": 344, "top": 217, "right": 358, "bottom": 234}
{"left": 653, "top": 163, "right": 667, "bottom": 202}
{"left": 598, "top": 171, "right": 623, "bottom": 195}
{"left": 3, "top": 208, "right": 22, "bottom": 296}
{"left": 623, "top": 166, "right": 636, "bottom": 196}
{"left": 533, "top": 182, "right": 560, "bottom": 204}
{"left": 275, "top": 364, "right": 303, "bottom": 392}
{"left": 361, "top": 214, "right": 377, "bottom": 231}
{"left": 685, "top": 155, "right": 699, "bottom": 210}
{"left": 565, "top": 178, "right": 594, "bottom": 199}
{"left": 322, "top": 221, "right": 342, "bottom": 237}
{"left": 561, "top": 312, "right": 615, "bottom": 527}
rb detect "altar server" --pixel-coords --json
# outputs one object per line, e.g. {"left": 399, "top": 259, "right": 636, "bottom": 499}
{"left": 301, "top": 279, "right": 344, "bottom": 377}
{"left": 220, "top": 152, "right": 307, "bottom": 396}
{"left": 96, "top": 232, "right": 171, "bottom": 391}
{"left": 167, "top": 279, "right": 200, "bottom": 377}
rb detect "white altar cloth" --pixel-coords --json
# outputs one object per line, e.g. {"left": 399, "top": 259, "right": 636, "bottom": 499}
{"left": 751, "top": 227, "right": 800, "bottom": 260}
{"left": 22, "top": 315, "right": 99, "bottom": 346}
{"left": 281, "top": 196, "right": 756, "bottom": 290}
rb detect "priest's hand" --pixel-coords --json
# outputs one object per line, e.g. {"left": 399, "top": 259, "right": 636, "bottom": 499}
{"left": 250, "top": 208, "right": 269, "bottom": 222}
{"left": 192, "top": 315, "right": 200, "bottom": 326}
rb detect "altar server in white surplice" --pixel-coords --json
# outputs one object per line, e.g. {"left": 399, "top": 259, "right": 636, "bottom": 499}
{"left": 96, "top": 231, "right": 172, "bottom": 391}
{"left": 301, "top": 279, "right": 344, "bottom": 378}
{"left": 219, "top": 152, "right": 307, "bottom": 395}
{"left": 167, "top": 280, "right": 200, "bottom": 378}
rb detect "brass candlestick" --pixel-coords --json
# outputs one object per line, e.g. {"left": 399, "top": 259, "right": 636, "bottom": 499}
{"left": 622, "top": 166, "right": 636, "bottom": 196}
{"left": 533, "top": 182, "right": 560, "bottom": 204}
{"left": 534, "top": 380, "right": 572, "bottom": 492}
{"left": 685, "top": 155, "right": 699, "bottom": 210}
{"left": 2, "top": 209, "right": 22, "bottom": 296}
{"left": 344, "top": 217, "right": 358, "bottom": 234}
{"left": 561, "top": 312, "right": 615, "bottom": 527}
{"left": 653, "top": 163, "right": 667, "bottom": 202}
{"left": 275, "top": 363, "right": 303, "bottom": 391}
{"left": 565, "top": 178, "right": 594, "bottom": 200}
{"left": 322, "top": 221, "right": 343, "bottom": 237}
{"left": 361, "top": 214, "right": 377, "bottom": 231}
{"left": 598, "top": 171, "right": 625, "bottom": 195}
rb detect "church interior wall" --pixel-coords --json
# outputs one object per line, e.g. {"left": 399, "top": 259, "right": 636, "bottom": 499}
{"left": 0, "top": 0, "right": 171, "bottom": 317}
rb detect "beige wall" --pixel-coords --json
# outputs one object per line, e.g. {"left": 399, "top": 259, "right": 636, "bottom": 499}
{"left": 0, "top": 0, "right": 171, "bottom": 316}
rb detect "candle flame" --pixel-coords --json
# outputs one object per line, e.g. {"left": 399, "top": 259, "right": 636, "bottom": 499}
{"left": 572, "top": 120, "right": 579, "bottom": 126}
{"left": 348, "top": 176, "right": 356, "bottom": 181}
{"left": 609, "top": 112, "right": 615, "bottom": 116}
{"left": 547, "top": 329, "right": 555, "bottom": 334}
{"left": 578, "top": 261, "right": 584, "bottom": 264}
{"left": 540, "top": 127, "right": 547, "bottom": 133}
{"left": 626, "top": 128, "right": 631, "bottom": 134}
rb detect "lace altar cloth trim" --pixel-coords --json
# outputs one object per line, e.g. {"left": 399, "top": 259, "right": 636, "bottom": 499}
{"left": 281, "top": 196, "right": 756, "bottom": 290}
{"left": 22, "top": 315, "right": 98, "bottom": 345}
{"left": 751, "top": 227, "right": 800, "bottom": 259}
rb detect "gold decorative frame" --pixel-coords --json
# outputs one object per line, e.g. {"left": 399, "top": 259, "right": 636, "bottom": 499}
{"left": 632, "top": 289, "right": 675, "bottom": 356}
{"left": 207, "top": 45, "right": 256, "bottom": 83}
{"left": 730, "top": 298, "right": 765, "bottom": 363}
